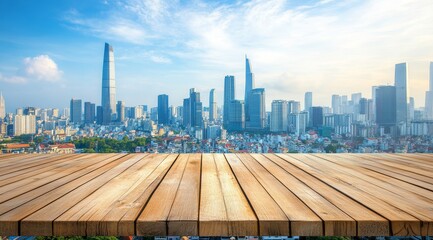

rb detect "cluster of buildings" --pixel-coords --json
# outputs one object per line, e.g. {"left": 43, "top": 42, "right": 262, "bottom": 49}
{"left": 1, "top": 43, "right": 433, "bottom": 153}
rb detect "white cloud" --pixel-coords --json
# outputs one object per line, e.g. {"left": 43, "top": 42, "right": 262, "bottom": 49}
{"left": 0, "top": 73, "right": 27, "bottom": 84}
{"left": 23, "top": 55, "right": 63, "bottom": 81}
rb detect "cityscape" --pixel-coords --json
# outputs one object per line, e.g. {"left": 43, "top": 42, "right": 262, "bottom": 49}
{"left": 1, "top": 42, "right": 433, "bottom": 154}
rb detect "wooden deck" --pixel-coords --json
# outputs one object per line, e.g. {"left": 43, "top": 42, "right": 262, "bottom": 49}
{"left": 0, "top": 153, "right": 432, "bottom": 236}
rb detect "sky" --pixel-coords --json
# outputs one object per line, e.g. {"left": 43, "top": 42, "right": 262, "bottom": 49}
{"left": 1, "top": 0, "right": 433, "bottom": 113}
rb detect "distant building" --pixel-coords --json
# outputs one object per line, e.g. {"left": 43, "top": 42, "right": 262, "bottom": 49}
{"left": 183, "top": 98, "right": 190, "bottom": 127}
{"left": 116, "top": 101, "right": 125, "bottom": 122}
{"left": 247, "top": 88, "right": 266, "bottom": 130}
{"left": 0, "top": 92, "right": 5, "bottom": 119}
{"left": 311, "top": 107, "right": 324, "bottom": 129}
{"left": 158, "top": 94, "right": 169, "bottom": 125}
{"left": 375, "top": 86, "right": 397, "bottom": 134}
{"left": 96, "top": 106, "right": 103, "bottom": 125}
{"left": 14, "top": 114, "right": 36, "bottom": 136}
{"left": 228, "top": 100, "right": 245, "bottom": 131}
{"left": 245, "top": 56, "right": 255, "bottom": 123}
{"left": 425, "top": 62, "right": 433, "bottom": 120}
{"left": 304, "top": 92, "right": 312, "bottom": 111}
{"left": 84, "top": 102, "right": 95, "bottom": 124}
{"left": 223, "top": 75, "right": 235, "bottom": 128}
{"left": 101, "top": 43, "right": 116, "bottom": 124}
{"left": 209, "top": 89, "right": 217, "bottom": 122}
{"left": 288, "top": 100, "right": 300, "bottom": 114}
{"left": 70, "top": 99, "right": 82, "bottom": 124}
{"left": 332, "top": 94, "right": 341, "bottom": 114}
{"left": 270, "top": 100, "right": 288, "bottom": 132}
{"left": 395, "top": 63, "right": 408, "bottom": 126}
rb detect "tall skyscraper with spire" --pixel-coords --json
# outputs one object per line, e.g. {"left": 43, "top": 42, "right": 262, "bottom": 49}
{"left": 245, "top": 55, "right": 255, "bottom": 122}
{"left": 101, "top": 43, "right": 116, "bottom": 124}
{"left": 0, "top": 92, "right": 5, "bottom": 119}
{"left": 395, "top": 63, "right": 408, "bottom": 130}
{"left": 224, "top": 75, "right": 235, "bottom": 128}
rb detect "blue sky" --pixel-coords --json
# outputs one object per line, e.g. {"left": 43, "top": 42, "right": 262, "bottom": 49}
{"left": 1, "top": 0, "right": 433, "bottom": 113}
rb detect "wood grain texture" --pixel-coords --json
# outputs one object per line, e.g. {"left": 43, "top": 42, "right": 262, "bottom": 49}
{"left": 0, "top": 153, "right": 432, "bottom": 236}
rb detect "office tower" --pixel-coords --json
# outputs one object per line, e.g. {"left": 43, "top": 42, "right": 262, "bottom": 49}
{"left": 247, "top": 88, "right": 266, "bottom": 130}
{"left": 425, "top": 62, "right": 433, "bottom": 119}
{"left": 332, "top": 95, "right": 341, "bottom": 114}
{"left": 23, "top": 107, "right": 35, "bottom": 115}
{"left": 16, "top": 108, "right": 23, "bottom": 115}
{"left": 375, "top": 86, "right": 397, "bottom": 128}
{"left": 101, "top": 43, "right": 116, "bottom": 124}
{"left": 245, "top": 56, "right": 255, "bottom": 122}
{"left": 116, "top": 101, "right": 125, "bottom": 122}
{"left": 52, "top": 109, "right": 59, "bottom": 118}
{"left": 359, "top": 98, "right": 368, "bottom": 115}
{"left": 371, "top": 86, "right": 378, "bottom": 121}
{"left": 408, "top": 97, "right": 415, "bottom": 121}
{"left": 304, "top": 92, "right": 312, "bottom": 111}
{"left": 183, "top": 98, "right": 190, "bottom": 126}
{"left": 84, "top": 102, "right": 96, "bottom": 124}
{"left": 270, "top": 100, "right": 288, "bottom": 132}
{"left": 176, "top": 106, "right": 183, "bottom": 119}
{"left": 189, "top": 88, "right": 203, "bottom": 128}
{"left": 96, "top": 106, "right": 103, "bottom": 125}
{"left": 209, "top": 89, "right": 217, "bottom": 122}
{"left": 70, "top": 99, "right": 82, "bottom": 124}
{"left": 311, "top": 107, "right": 324, "bottom": 129}
{"left": 228, "top": 100, "right": 245, "bottom": 131}
{"left": 13, "top": 114, "right": 36, "bottom": 136}
{"left": 288, "top": 101, "right": 301, "bottom": 114}
{"left": 223, "top": 75, "right": 235, "bottom": 128}
{"left": 158, "top": 94, "right": 169, "bottom": 125}
{"left": 0, "top": 92, "right": 4, "bottom": 119}
{"left": 395, "top": 63, "right": 408, "bottom": 124}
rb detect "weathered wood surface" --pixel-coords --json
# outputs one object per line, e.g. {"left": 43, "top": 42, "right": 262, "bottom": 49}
{"left": 0, "top": 153, "right": 432, "bottom": 236}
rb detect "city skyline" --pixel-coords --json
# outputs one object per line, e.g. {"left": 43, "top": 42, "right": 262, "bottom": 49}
{"left": 1, "top": 0, "right": 433, "bottom": 112}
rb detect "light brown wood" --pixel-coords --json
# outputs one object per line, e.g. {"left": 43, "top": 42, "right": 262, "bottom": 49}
{"left": 0, "top": 153, "right": 433, "bottom": 236}
{"left": 225, "top": 153, "right": 290, "bottom": 236}
{"left": 136, "top": 154, "right": 189, "bottom": 236}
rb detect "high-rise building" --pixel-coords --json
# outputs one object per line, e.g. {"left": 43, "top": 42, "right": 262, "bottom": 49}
{"left": 332, "top": 95, "right": 341, "bottom": 114}
{"left": 228, "top": 100, "right": 245, "bottom": 131}
{"left": 223, "top": 75, "right": 235, "bottom": 128}
{"left": 425, "top": 62, "right": 433, "bottom": 119}
{"left": 23, "top": 107, "right": 35, "bottom": 115}
{"left": 408, "top": 97, "right": 415, "bottom": 121}
{"left": 96, "top": 106, "right": 103, "bottom": 125}
{"left": 101, "top": 43, "right": 116, "bottom": 124}
{"left": 311, "top": 107, "right": 324, "bottom": 129}
{"left": 70, "top": 99, "right": 82, "bottom": 124}
{"left": 247, "top": 88, "right": 266, "bottom": 130}
{"left": 288, "top": 101, "right": 300, "bottom": 114}
{"left": 116, "top": 101, "right": 125, "bottom": 122}
{"left": 209, "top": 89, "right": 217, "bottom": 122}
{"left": 183, "top": 98, "right": 190, "bottom": 127}
{"left": 158, "top": 94, "right": 169, "bottom": 125}
{"left": 304, "top": 92, "right": 312, "bottom": 112}
{"left": 359, "top": 98, "right": 368, "bottom": 115}
{"left": 84, "top": 102, "right": 95, "bottom": 124}
{"left": 375, "top": 86, "right": 397, "bottom": 128}
{"left": 270, "top": 100, "right": 288, "bottom": 132}
{"left": 189, "top": 88, "right": 203, "bottom": 128}
{"left": 13, "top": 114, "right": 36, "bottom": 136}
{"left": 395, "top": 63, "right": 408, "bottom": 125}
{"left": 245, "top": 56, "right": 255, "bottom": 122}
{"left": 0, "top": 92, "right": 5, "bottom": 119}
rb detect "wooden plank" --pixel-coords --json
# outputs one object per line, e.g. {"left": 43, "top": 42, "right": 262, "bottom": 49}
{"left": 136, "top": 154, "right": 189, "bottom": 236}
{"left": 225, "top": 153, "right": 290, "bottom": 236}
{"left": 276, "top": 154, "right": 421, "bottom": 236}
{"left": 0, "top": 154, "right": 127, "bottom": 235}
{"left": 0, "top": 154, "right": 83, "bottom": 187}
{"left": 0, "top": 154, "right": 71, "bottom": 175}
{"left": 199, "top": 153, "right": 229, "bottom": 236}
{"left": 19, "top": 154, "right": 144, "bottom": 236}
{"left": 250, "top": 154, "right": 357, "bottom": 236}
{"left": 212, "top": 154, "right": 258, "bottom": 236}
{"left": 236, "top": 154, "right": 324, "bottom": 236}
{"left": 294, "top": 154, "right": 433, "bottom": 236}
{"left": 54, "top": 154, "right": 171, "bottom": 236}
{"left": 0, "top": 154, "right": 108, "bottom": 201}
{"left": 97, "top": 154, "right": 178, "bottom": 236}
{"left": 264, "top": 154, "right": 389, "bottom": 236}
{"left": 379, "top": 154, "right": 433, "bottom": 172}
{"left": 167, "top": 154, "right": 201, "bottom": 236}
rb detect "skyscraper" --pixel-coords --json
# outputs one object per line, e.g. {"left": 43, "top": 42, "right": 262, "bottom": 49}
{"left": 375, "top": 86, "right": 397, "bottom": 128}
{"left": 70, "top": 99, "right": 82, "bottom": 124}
{"left": 311, "top": 107, "right": 324, "bottom": 129}
{"left": 395, "top": 63, "right": 408, "bottom": 125}
{"left": 0, "top": 92, "right": 5, "bottom": 119}
{"left": 84, "top": 102, "right": 95, "bottom": 124}
{"left": 158, "top": 94, "right": 169, "bottom": 125}
{"left": 270, "top": 100, "right": 288, "bottom": 132}
{"left": 332, "top": 95, "right": 341, "bottom": 114}
{"left": 247, "top": 88, "right": 266, "bottom": 130}
{"left": 223, "top": 75, "right": 235, "bottom": 128}
{"left": 245, "top": 56, "right": 255, "bottom": 122}
{"left": 209, "top": 89, "right": 217, "bottom": 122}
{"left": 183, "top": 98, "right": 190, "bottom": 127}
{"left": 13, "top": 114, "right": 36, "bottom": 136}
{"left": 116, "top": 101, "right": 125, "bottom": 122}
{"left": 101, "top": 43, "right": 116, "bottom": 124}
{"left": 228, "top": 100, "right": 245, "bottom": 131}
{"left": 425, "top": 62, "right": 433, "bottom": 119}
{"left": 304, "top": 92, "right": 312, "bottom": 111}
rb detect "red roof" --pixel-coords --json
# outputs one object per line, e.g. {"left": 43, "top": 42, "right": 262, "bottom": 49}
{"left": 6, "top": 144, "right": 31, "bottom": 149}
